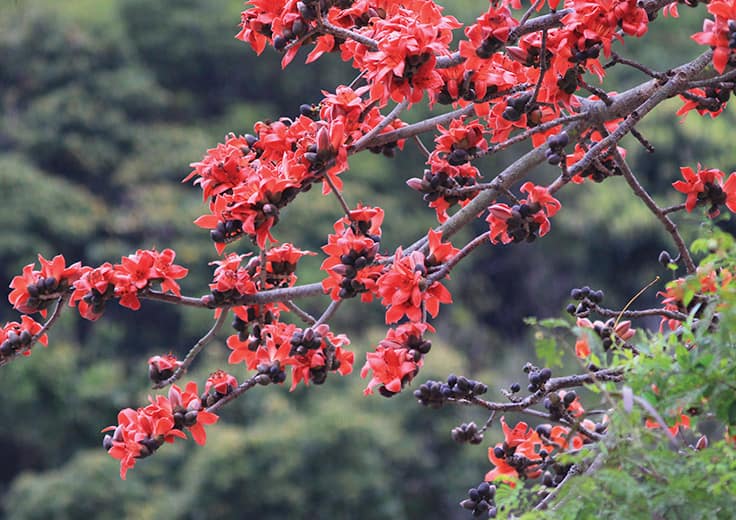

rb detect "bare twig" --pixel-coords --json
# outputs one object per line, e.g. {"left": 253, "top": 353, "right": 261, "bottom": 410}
{"left": 315, "top": 299, "right": 341, "bottom": 327}
{"left": 154, "top": 307, "right": 231, "bottom": 388}
{"left": 285, "top": 301, "right": 317, "bottom": 325}
{"left": 612, "top": 148, "right": 696, "bottom": 274}
{"left": 426, "top": 232, "right": 489, "bottom": 285}
{"left": 350, "top": 99, "right": 409, "bottom": 153}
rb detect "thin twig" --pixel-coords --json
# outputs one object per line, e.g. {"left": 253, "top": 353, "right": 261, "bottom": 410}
{"left": 612, "top": 148, "right": 696, "bottom": 274}
{"left": 324, "top": 172, "right": 352, "bottom": 216}
{"left": 315, "top": 299, "right": 341, "bottom": 327}
{"left": 350, "top": 99, "right": 409, "bottom": 153}
{"left": 154, "top": 307, "right": 231, "bottom": 388}
{"left": 468, "top": 368, "right": 625, "bottom": 413}
{"left": 604, "top": 52, "right": 666, "bottom": 80}
{"left": 412, "top": 135, "right": 431, "bottom": 158}
{"left": 592, "top": 304, "right": 686, "bottom": 322}
{"left": 207, "top": 375, "right": 259, "bottom": 413}
{"left": 426, "top": 232, "right": 489, "bottom": 285}
{"left": 534, "top": 464, "right": 581, "bottom": 511}
{"left": 284, "top": 301, "right": 317, "bottom": 325}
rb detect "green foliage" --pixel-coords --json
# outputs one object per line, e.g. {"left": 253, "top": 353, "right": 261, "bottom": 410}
{"left": 494, "top": 229, "right": 736, "bottom": 518}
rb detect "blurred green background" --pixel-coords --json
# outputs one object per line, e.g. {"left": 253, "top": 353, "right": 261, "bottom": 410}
{"left": 0, "top": 1, "right": 734, "bottom": 518}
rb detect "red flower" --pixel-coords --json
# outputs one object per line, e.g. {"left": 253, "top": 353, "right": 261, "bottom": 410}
{"left": 673, "top": 165, "right": 725, "bottom": 212}
{"left": 264, "top": 243, "right": 315, "bottom": 288}
{"left": 168, "top": 382, "right": 219, "bottom": 446}
{"left": 341, "top": 5, "right": 459, "bottom": 105}
{"left": 575, "top": 335, "right": 591, "bottom": 358}
{"left": 0, "top": 316, "right": 48, "bottom": 360}
{"left": 692, "top": 0, "right": 736, "bottom": 73}
{"left": 377, "top": 248, "right": 452, "bottom": 323}
{"left": 486, "top": 184, "right": 560, "bottom": 245}
{"left": 361, "top": 322, "right": 433, "bottom": 396}
{"left": 361, "top": 345, "right": 421, "bottom": 395}
{"left": 226, "top": 321, "right": 293, "bottom": 369}
{"left": 205, "top": 370, "right": 238, "bottom": 396}
{"left": 9, "top": 254, "right": 84, "bottom": 315}
{"left": 148, "top": 354, "right": 182, "bottom": 383}
{"left": 70, "top": 263, "right": 116, "bottom": 321}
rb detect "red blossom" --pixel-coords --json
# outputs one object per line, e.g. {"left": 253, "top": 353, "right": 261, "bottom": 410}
{"left": 377, "top": 248, "right": 452, "bottom": 323}
{"left": 692, "top": 0, "right": 736, "bottom": 73}
{"left": 9, "top": 254, "right": 84, "bottom": 316}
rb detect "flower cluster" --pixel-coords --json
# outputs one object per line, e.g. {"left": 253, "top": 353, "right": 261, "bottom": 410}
{"left": 485, "top": 414, "right": 598, "bottom": 485}
{"left": 673, "top": 164, "right": 736, "bottom": 218}
{"left": 321, "top": 205, "right": 384, "bottom": 301}
{"left": 0, "top": 316, "right": 47, "bottom": 361}
{"left": 340, "top": 3, "right": 460, "bottom": 104}
{"left": 103, "top": 382, "right": 218, "bottom": 479}
{"left": 361, "top": 321, "right": 433, "bottom": 396}
{"left": 486, "top": 182, "right": 561, "bottom": 244}
{"left": 70, "top": 249, "right": 188, "bottom": 320}
{"left": 227, "top": 320, "right": 354, "bottom": 390}
{"left": 9, "top": 254, "right": 83, "bottom": 315}
{"left": 376, "top": 238, "right": 454, "bottom": 323}
{"left": 8, "top": 251, "right": 188, "bottom": 323}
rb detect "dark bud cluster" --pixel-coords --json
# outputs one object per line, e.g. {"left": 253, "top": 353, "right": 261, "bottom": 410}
{"left": 255, "top": 361, "right": 287, "bottom": 385}
{"left": 595, "top": 318, "right": 622, "bottom": 351}
{"left": 545, "top": 131, "right": 569, "bottom": 165}
{"left": 273, "top": 2, "right": 317, "bottom": 52}
{"left": 210, "top": 219, "right": 244, "bottom": 245}
{"left": 459, "top": 481, "right": 497, "bottom": 518}
{"left": 541, "top": 462, "right": 573, "bottom": 488}
{"left": 24, "top": 276, "right": 69, "bottom": 313}
{"left": 556, "top": 67, "right": 580, "bottom": 96}
{"left": 542, "top": 390, "right": 577, "bottom": 421}
{"left": 299, "top": 103, "right": 320, "bottom": 120}
{"left": 334, "top": 242, "right": 380, "bottom": 299}
{"left": 231, "top": 306, "right": 274, "bottom": 341}
{"left": 414, "top": 374, "right": 488, "bottom": 407}
{"left": 81, "top": 284, "right": 115, "bottom": 317}
{"left": 502, "top": 92, "right": 538, "bottom": 123}
{"left": 451, "top": 421, "right": 484, "bottom": 445}
{"left": 290, "top": 327, "right": 323, "bottom": 356}
{"left": 437, "top": 73, "right": 497, "bottom": 105}
{"left": 571, "top": 42, "right": 601, "bottom": 64}
{"left": 0, "top": 328, "right": 34, "bottom": 359}
{"left": 566, "top": 285, "right": 604, "bottom": 317}
{"left": 402, "top": 52, "right": 433, "bottom": 86}
{"left": 525, "top": 365, "right": 552, "bottom": 392}
{"left": 405, "top": 333, "right": 432, "bottom": 362}
{"left": 408, "top": 169, "right": 479, "bottom": 208}
{"left": 504, "top": 202, "right": 544, "bottom": 243}
{"left": 305, "top": 141, "right": 339, "bottom": 173}
{"left": 578, "top": 150, "right": 622, "bottom": 182}
{"left": 729, "top": 20, "right": 736, "bottom": 49}
{"left": 698, "top": 179, "right": 729, "bottom": 217}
